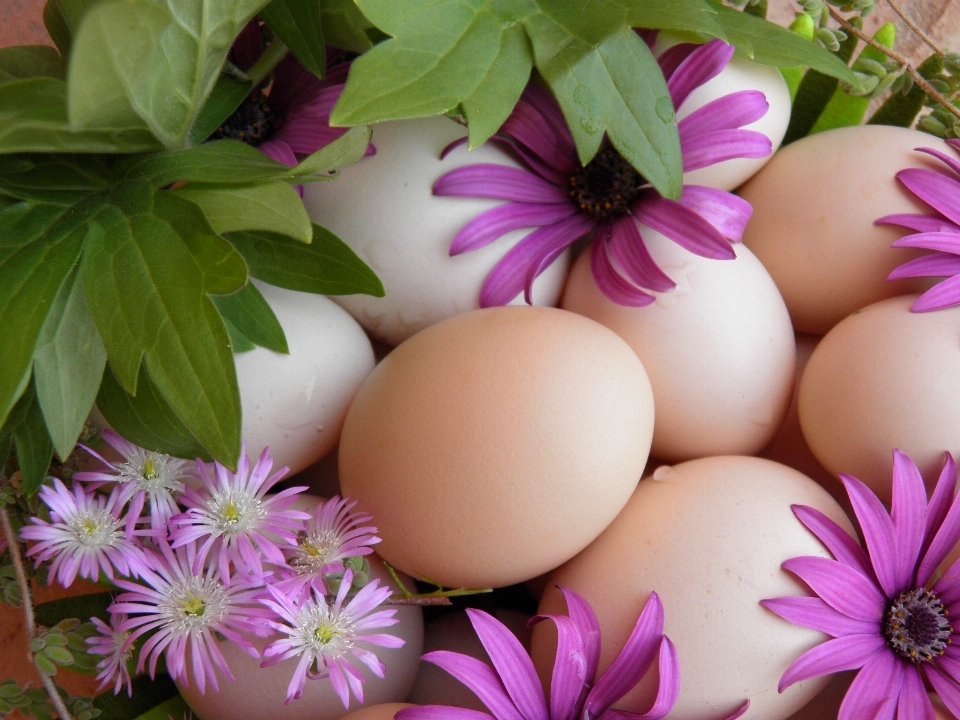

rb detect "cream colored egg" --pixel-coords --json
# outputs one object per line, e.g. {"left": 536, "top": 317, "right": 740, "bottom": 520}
{"left": 233, "top": 282, "right": 375, "bottom": 476}
{"left": 798, "top": 295, "right": 960, "bottom": 503}
{"left": 302, "top": 116, "right": 569, "bottom": 346}
{"left": 340, "top": 704, "right": 414, "bottom": 720}
{"left": 339, "top": 306, "right": 655, "bottom": 589}
{"left": 531, "top": 456, "right": 853, "bottom": 720}
{"left": 562, "top": 229, "right": 794, "bottom": 462}
{"left": 740, "top": 125, "right": 942, "bottom": 334}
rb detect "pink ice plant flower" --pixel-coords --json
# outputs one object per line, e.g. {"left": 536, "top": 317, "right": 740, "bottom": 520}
{"left": 109, "top": 539, "right": 273, "bottom": 694}
{"left": 168, "top": 446, "right": 310, "bottom": 585}
{"left": 281, "top": 496, "right": 381, "bottom": 592}
{"left": 20, "top": 479, "right": 146, "bottom": 588}
{"left": 87, "top": 614, "right": 135, "bottom": 697}
{"left": 398, "top": 588, "right": 690, "bottom": 720}
{"left": 432, "top": 38, "right": 769, "bottom": 308}
{"left": 73, "top": 430, "right": 194, "bottom": 536}
{"left": 762, "top": 450, "right": 960, "bottom": 719}
{"left": 259, "top": 569, "right": 404, "bottom": 706}
{"left": 878, "top": 139, "right": 960, "bottom": 312}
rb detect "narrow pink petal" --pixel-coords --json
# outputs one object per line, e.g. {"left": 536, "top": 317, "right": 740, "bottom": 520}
{"left": 915, "top": 146, "right": 960, "bottom": 178}
{"left": 760, "top": 597, "right": 879, "bottom": 637}
{"left": 634, "top": 193, "right": 736, "bottom": 260}
{"left": 898, "top": 666, "right": 935, "bottom": 720}
{"left": 876, "top": 213, "right": 960, "bottom": 234}
{"left": 657, "top": 43, "right": 698, "bottom": 83}
{"left": 269, "top": 54, "right": 325, "bottom": 118}
{"left": 933, "top": 553, "right": 960, "bottom": 605}
{"left": 719, "top": 701, "right": 750, "bottom": 720}
{"left": 676, "top": 185, "right": 752, "bottom": 242}
{"left": 607, "top": 217, "right": 676, "bottom": 293}
{"left": 422, "top": 651, "right": 525, "bottom": 720}
{"left": 449, "top": 203, "right": 577, "bottom": 255}
{"left": 924, "top": 666, "right": 960, "bottom": 718}
{"left": 487, "top": 136, "right": 571, "bottom": 186}
{"left": 892, "top": 231, "right": 960, "bottom": 253}
{"left": 668, "top": 39, "right": 734, "bottom": 109}
{"left": 791, "top": 505, "right": 874, "bottom": 579}
{"left": 889, "top": 254, "right": 960, "bottom": 280}
{"left": 434, "top": 165, "right": 569, "bottom": 204}
{"left": 533, "top": 614, "right": 586, "bottom": 720}
{"left": 891, "top": 449, "right": 928, "bottom": 589}
{"left": 590, "top": 236, "right": 657, "bottom": 307}
{"left": 837, "top": 651, "right": 903, "bottom": 720}
{"left": 681, "top": 129, "right": 771, "bottom": 173}
{"left": 634, "top": 636, "right": 680, "bottom": 720}
{"left": 897, "top": 168, "right": 960, "bottom": 226}
{"left": 229, "top": 19, "right": 262, "bottom": 72}
{"left": 781, "top": 557, "right": 885, "bottom": 621}
{"left": 678, "top": 91, "right": 768, "bottom": 139}
{"left": 911, "top": 274, "right": 960, "bottom": 312}
{"left": 778, "top": 634, "right": 886, "bottom": 691}
{"left": 257, "top": 139, "right": 298, "bottom": 167}
{"left": 840, "top": 474, "right": 900, "bottom": 597}
{"left": 918, "top": 454, "right": 960, "bottom": 586}
{"left": 558, "top": 587, "right": 601, "bottom": 685}
{"left": 500, "top": 86, "right": 578, "bottom": 176}
{"left": 510, "top": 83, "right": 577, "bottom": 160}
{"left": 397, "top": 708, "right": 495, "bottom": 720}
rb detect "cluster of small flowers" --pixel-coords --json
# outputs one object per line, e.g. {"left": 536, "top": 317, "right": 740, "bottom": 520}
{"left": 18, "top": 431, "right": 402, "bottom": 707}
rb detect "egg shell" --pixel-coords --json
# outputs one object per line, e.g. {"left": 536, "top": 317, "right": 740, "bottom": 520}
{"left": 339, "top": 306, "right": 655, "bottom": 589}
{"left": 407, "top": 610, "right": 531, "bottom": 710}
{"left": 234, "top": 282, "right": 375, "bottom": 476}
{"left": 340, "top": 704, "right": 414, "bottom": 720}
{"left": 531, "top": 456, "right": 852, "bottom": 720}
{"left": 784, "top": 673, "right": 855, "bottom": 720}
{"left": 739, "top": 125, "right": 942, "bottom": 334}
{"left": 561, "top": 230, "right": 795, "bottom": 462}
{"left": 177, "top": 554, "right": 424, "bottom": 720}
{"left": 302, "top": 116, "right": 569, "bottom": 346}
{"left": 933, "top": 694, "right": 959, "bottom": 720}
{"left": 798, "top": 294, "right": 960, "bottom": 503}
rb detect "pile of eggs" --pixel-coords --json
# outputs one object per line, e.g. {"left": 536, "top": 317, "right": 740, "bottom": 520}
{"left": 184, "top": 45, "right": 960, "bottom": 720}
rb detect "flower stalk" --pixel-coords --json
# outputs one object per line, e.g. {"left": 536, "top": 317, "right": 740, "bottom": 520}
{"left": 247, "top": 37, "right": 290, "bottom": 88}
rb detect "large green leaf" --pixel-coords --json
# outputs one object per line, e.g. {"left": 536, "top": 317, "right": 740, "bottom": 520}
{"left": 321, "top": 0, "right": 375, "bottom": 53}
{"left": 261, "top": 0, "right": 327, "bottom": 79}
{"left": 35, "top": 591, "right": 113, "bottom": 626}
{"left": 188, "top": 72, "right": 253, "bottom": 145}
{"left": 0, "top": 46, "right": 64, "bottom": 83}
{"left": 93, "top": 676, "right": 180, "bottom": 720}
{"left": 536, "top": 0, "right": 723, "bottom": 45}
{"left": 33, "top": 266, "right": 107, "bottom": 460}
{"left": 212, "top": 282, "right": 289, "bottom": 354}
{"left": 0, "top": 154, "right": 115, "bottom": 206}
{"left": 82, "top": 185, "right": 246, "bottom": 467}
{"left": 173, "top": 181, "right": 313, "bottom": 243}
{"left": 227, "top": 223, "right": 384, "bottom": 296}
{"left": 0, "top": 380, "right": 54, "bottom": 495}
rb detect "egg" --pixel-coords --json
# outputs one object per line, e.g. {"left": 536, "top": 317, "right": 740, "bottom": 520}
{"left": 798, "top": 295, "right": 960, "bottom": 502}
{"left": 531, "top": 456, "right": 852, "bottom": 720}
{"left": 232, "top": 282, "right": 375, "bottom": 476}
{"left": 302, "top": 116, "right": 569, "bottom": 346}
{"left": 933, "top": 694, "right": 958, "bottom": 720}
{"left": 784, "top": 673, "right": 855, "bottom": 720}
{"left": 739, "top": 125, "right": 943, "bottom": 334}
{"left": 340, "top": 704, "right": 414, "bottom": 720}
{"left": 339, "top": 306, "right": 655, "bottom": 589}
{"left": 561, "top": 229, "right": 795, "bottom": 462}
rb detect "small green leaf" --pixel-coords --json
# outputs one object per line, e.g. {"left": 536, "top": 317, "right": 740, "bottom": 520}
{"left": 129, "top": 694, "right": 191, "bottom": 720}
{"left": 0, "top": 46, "right": 64, "bottom": 83}
{"left": 321, "top": 0, "right": 375, "bottom": 53}
{"left": 222, "top": 317, "right": 258, "bottom": 353}
{"left": 42, "top": 645, "right": 74, "bottom": 666}
{"left": 869, "top": 53, "right": 944, "bottom": 128}
{"left": 212, "top": 282, "right": 289, "bottom": 354}
{"left": 173, "top": 181, "right": 313, "bottom": 243}
{"left": 93, "top": 676, "right": 180, "bottom": 720}
{"left": 43, "top": 0, "right": 74, "bottom": 56}
{"left": 33, "top": 266, "right": 107, "bottom": 460}
{"left": 188, "top": 73, "right": 253, "bottom": 146}
{"left": 33, "top": 651, "right": 57, "bottom": 676}
{"left": 289, "top": 125, "right": 374, "bottom": 178}
{"left": 96, "top": 364, "right": 212, "bottom": 462}
{"left": 261, "top": 0, "right": 326, "bottom": 79}
{"left": 3, "top": 381, "right": 55, "bottom": 495}
{"left": 227, "top": 223, "right": 385, "bottom": 296}
{"left": 34, "top": 592, "right": 112, "bottom": 626}
{"left": 780, "top": 13, "right": 815, "bottom": 102}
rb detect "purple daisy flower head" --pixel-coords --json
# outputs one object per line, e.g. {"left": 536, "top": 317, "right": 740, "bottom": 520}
{"left": 20, "top": 479, "right": 147, "bottom": 588}
{"left": 398, "top": 587, "right": 684, "bottom": 720}
{"left": 73, "top": 429, "right": 194, "bottom": 537}
{"left": 432, "top": 38, "right": 769, "bottom": 308}
{"left": 168, "top": 445, "right": 311, "bottom": 584}
{"left": 879, "top": 140, "right": 960, "bottom": 313}
{"left": 761, "top": 449, "right": 960, "bottom": 719}
{"left": 87, "top": 614, "right": 135, "bottom": 697}
{"left": 259, "top": 569, "right": 404, "bottom": 707}
{"left": 109, "top": 539, "right": 273, "bottom": 694}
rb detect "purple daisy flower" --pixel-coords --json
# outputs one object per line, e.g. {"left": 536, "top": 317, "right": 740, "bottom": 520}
{"left": 761, "top": 449, "right": 960, "bottom": 719}
{"left": 259, "top": 570, "right": 404, "bottom": 706}
{"left": 879, "top": 140, "right": 960, "bottom": 312}
{"left": 398, "top": 587, "right": 686, "bottom": 720}
{"left": 168, "top": 446, "right": 310, "bottom": 585}
{"left": 109, "top": 539, "right": 273, "bottom": 694}
{"left": 432, "top": 39, "right": 770, "bottom": 308}
{"left": 20, "top": 479, "right": 146, "bottom": 588}
{"left": 87, "top": 614, "right": 135, "bottom": 696}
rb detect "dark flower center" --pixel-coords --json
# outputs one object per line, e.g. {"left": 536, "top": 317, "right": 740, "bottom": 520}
{"left": 568, "top": 148, "right": 645, "bottom": 222}
{"left": 211, "top": 94, "right": 274, "bottom": 144}
{"left": 885, "top": 587, "right": 952, "bottom": 663}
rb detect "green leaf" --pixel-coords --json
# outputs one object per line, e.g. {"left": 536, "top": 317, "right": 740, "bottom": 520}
{"left": 41, "top": 646, "right": 74, "bottom": 666}
{"left": 222, "top": 317, "right": 258, "bottom": 352}
{"left": 82, "top": 186, "right": 245, "bottom": 467}
{"left": 173, "top": 181, "right": 313, "bottom": 243}
{"left": 188, "top": 72, "right": 253, "bottom": 146}
{"left": 780, "top": 13, "right": 815, "bottom": 102}
{"left": 537, "top": 0, "right": 724, "bottom": 44}
{"left": 262, "top": 0, "right": 326, "bottom": 79}
{"left": 33, "top": 651, "right": 57, "bottom": 676}
{"left": 34, "top": 592, "right": 112, "bottom": 626}
{"left": 43, "top": 0, "right": 74, "bottom": 57}
{"left": 93, "top": 676, "right": 180, "bottom": 720}
{"left": 2, "top": 380, "right": 54, "bottom": 495}
{"left": 287, "top": 125, "right": 374, "bottom": 177}
{"left": 128, "top": 694, "right": 191, "bottom": 720}
{"left": 0, "top": 154, "right": 114, "bottom": 207}
{"left": 321, "top": 0, "right": 375, "bottom": 53}
{"left": 869, "top": 53, "right": 943, "bottom": 128}
{"left": 227, "top": 223, "right": 385, "bottom": 296}
{"left": 212, "top": 282, "right": 289, "bottom": 354}
{"left": 96, "top": 364, "right": 212, "bottom": 462}
{"left": 33, "top": 266, "right": 107, "bottom": 460}
{"left": 0, "top": 46, "right": 64, "bottom": 83}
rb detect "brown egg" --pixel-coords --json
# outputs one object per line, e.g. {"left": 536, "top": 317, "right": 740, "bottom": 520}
{"left": 562, "top": 232, "right": 795, "bottom": 462}
{"left": 531, "top": 456, "right": 852, "bottom": 720}
{"left": 798, "top": 295, "right": 960, "bottom": 502}
{"left": 784, "top": 672, "right": 854, "bottom": 720}
{"left": 933, "top": 694, "right": 958, "bottom": 720}
{"left": 740, "top": 125, "right": 940, "bottom": 334}
{"left": 339, "top": 306, "right": 655, "bottom": 589}
{"left": 340, "top": 704, "right": 414, "bottom": 720}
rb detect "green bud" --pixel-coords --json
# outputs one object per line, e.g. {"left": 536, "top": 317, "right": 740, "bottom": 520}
{"left": 870, "top": 71, "right": 899, "bottom": 98}
{"left": 919, "top": 115, "right": 948, "bottom": 137}
{"left": 854, "top": 58, "right": 887, "bottom": 77}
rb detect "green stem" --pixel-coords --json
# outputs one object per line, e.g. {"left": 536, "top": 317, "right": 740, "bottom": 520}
{"left": 247, "top": 38, "right": 290, "bottom": 88}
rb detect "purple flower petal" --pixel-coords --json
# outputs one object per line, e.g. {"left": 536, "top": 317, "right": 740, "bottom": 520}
{"left": 269, "top": 54, "right": 326, "bottom": 119}
{"left": 918, "top": 455, "right": 960, "bottom": 586}
{"left": 759, "top": 597, "right": 879, "bottom": 637}
{"left": 450, "top": 203, "right": 578, "bottom": 255}
{"left": 558, "top": 587, "right": 601, "bottom": 687}
{"left": 488, "top": 136, "right": 571, "bottom": 187}
{"left": 667, "top": 39, "right": 734, "bottom": 109}
{"left": 633, "top": 192, "right": 736, "bottom": 260}
{"left": 892, "top": 231, "right": 960, "bottom": 254}
{"left": 840, "top": 474, "right": 900, "bottom": 598}
{"left": 230, "top": 19, "right": 262, "bottom": 72}
{"left": 467, "top": 609, "right": 549, "bottom": 720}
{"left": 897, "top": 168, "right": 960, "bottom": 227}
{"left": 397, "top": 708, "right": 495, "bottom": 720}
{"left": 656, "top": 43, "right": 699, "bottom": 82}
{"left": 421, "top": 650, "right": 525, "bottom": 720}
{"left": 934, "top": 553, "right": 960, "bottom": 606}
{"left": 925, "top": 666, "right": 960, "bottom": 720}
{"left": 781, "top": 557, "right": 885, "bottom": 621}
{"left": 791, "top": 505, "right": 874, "bottom": 579}
{"left": 677, "top": 185, "right": 752, "bottom": 242}
{"left": 890, "top": 449, "right": 928, "bottom": 589}
{"left": 596, "top": 637, "right": 679, "bottom": 720}
{"left": 898, "top": 665, "right": 935, "bottom": 720}
{"left": 529, "top": 614, "right": 585, "bottom": 720}
{"left": 681, "top": 129, "right": 772, "bottom": 173}
{"left": 590, "top": 236, "right": 657, "bottom": 307}
{"left": 257, "top": 139, "right": 298, "bottom": 167}
{"left": 499, "top": 85, "right": 578, "bottom": 176}
{"left": 585, "top": 592, "right": 664, "bottom": 716}
{"left": 910, "top": 274, "right": 960, "bottom": 312}
{"left": 837, "top": 650, "right": 903, "bottom": 720}
{"left": 434, "top": 165, "right": 570, "bottom": 205}
{"left": 777, "top": 634, "right": 886, "bottom": 691}
{"left": 607, "top": 216, "right": 676, "bottom": 293}
{"left": 876, "top": 213, "right": 960, "bottom": 234}
{"left": 719, "top": 700, "right": 750, "bottom": 720}
{"left": 678, "top": 91, "right": 769, "bottom": 139}
{"left": 915, "top": 146, "right": 960, "bottom": 179}
{"left": 889, "top": 254, "right": 960, "bottom": 280}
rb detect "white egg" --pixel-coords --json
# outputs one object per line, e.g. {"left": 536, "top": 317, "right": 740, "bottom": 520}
{"left": 302, "top": 116, "right": 570, "bottom": 346}
{"left": 656, "top": 33, "right": 791, "bottom": 191}
{"left": 235, "top": 282, "right": 375, "bottom": 475}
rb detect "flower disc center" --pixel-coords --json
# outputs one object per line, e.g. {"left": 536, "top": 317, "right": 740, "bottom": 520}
{"left": 213, "top": 94, "right": 274, "bottom": 144}
{"left": 885, "top": 587, "right": 952, "bottom": 663}
{"left": 568, "top": 148, "right": 644, "bottom": 222}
